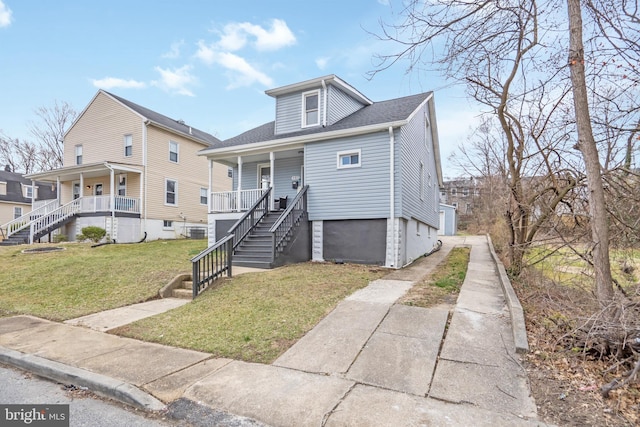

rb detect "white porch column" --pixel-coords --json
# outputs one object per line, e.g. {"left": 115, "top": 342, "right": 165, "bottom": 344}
{"left": 79, "top": 174, "right": 84, "bottom": 197}
{"left": 56, "top": 177, "right": 61, "bottom": 204}
{"left": 109, "top": 167, "right": 115, "bottom": 237}
{"left": 30, "top": 179, "right": 35, "bottom": 206}
{"left": 208, "top": 159, "right": 213, "bottom": 213}
{"left": 269, "top": 151, "right": 275, "bottom": 211}
{"left": 237, "top": 156, "right": 243, "bottom": 212}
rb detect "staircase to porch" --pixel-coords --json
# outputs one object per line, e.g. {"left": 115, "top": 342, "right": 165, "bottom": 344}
{"left": 233, "top": 211, "right": 281, "bottom": 269}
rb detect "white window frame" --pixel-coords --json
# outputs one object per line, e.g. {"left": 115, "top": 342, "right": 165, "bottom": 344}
{"left": 124, "top": 134, "right": 133, "bottom": 157}
{"left": 13, "top": 206, "right": 22, "bottom": 219}
{"left": 169, "top": 141, "right": 179, "bottom": 163}
{"left": 337, "top": 149, "right": 362, "bottom": 169}
{"left": 75, "top": 145, "right": 83, "bottom": 165}
{"left": 118, "top": 175, "right": 127, "bottom": 196}
{"left": 200, "top": 187, "right": 208, "bottom": 205}
{"left": 24, "top": 185, "right": 33, "bottom": 198}
{"left": 301, "top": 89, "right": 320, "bottom": 128}
{"left": 165, "top": 178, "right": 178, "bottom": 206}
{"left": 72, "top": 182, "right": 81, "bottom": 200}
{"left": 163, "top": 220, "right": 173, "bottom": 229}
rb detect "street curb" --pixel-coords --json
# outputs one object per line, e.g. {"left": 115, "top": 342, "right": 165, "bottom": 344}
{"left": 0, "top": 346, "right": 166, "bottom": 411}
{"left": 486, "top": 235, "right": 530, "bottom": 353}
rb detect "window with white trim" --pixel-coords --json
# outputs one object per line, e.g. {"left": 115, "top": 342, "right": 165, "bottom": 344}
{"left": 200, "top": 187, "right": 208, "bottom": 205}
{"left": 163, "top": 220, "right": 173, "bottom": 229}
{"left": 73, "top": 182, "right": 80, "bottom": 200}
{"left": 124, "top": 134, "right": 133, "bottom": 157}
{"left": 13, "top": 207, "right": 22, "bottom": 219}
{"left": 75, "top": 145, "right": 83, "bottom": 165}
{"left": 169, "top": 141, "right": 179, "bottom": 163}
{"left": 24, "top": 185, "right": 33, "bottom": 198}
{"left": 302, "top": 90, "right": 320, "bottom": 127}
{"left": 118, "top": 175, "right": 127, "bottom": 196}
{"left": 165, "top": 179, "right": 177, "bottom": 205}
{"left": 337, "top": 149, "right": 361, "bottom": 169}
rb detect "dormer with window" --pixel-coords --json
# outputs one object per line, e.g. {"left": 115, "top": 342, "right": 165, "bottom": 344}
{"left": 266, "top": 75, "right": 373, "bottom": 136}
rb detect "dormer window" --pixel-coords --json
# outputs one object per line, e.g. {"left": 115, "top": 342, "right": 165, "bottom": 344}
{"left": 302, "top": 90, "right": 320, "bottom": 127}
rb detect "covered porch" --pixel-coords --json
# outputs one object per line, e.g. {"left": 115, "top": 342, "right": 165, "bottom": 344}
{"left": 205, "top": 147, "right": 304, "bottom": 214}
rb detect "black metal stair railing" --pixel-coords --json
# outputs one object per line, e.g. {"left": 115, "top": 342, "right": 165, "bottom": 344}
{"left": 191, "top": 234, "right": 234, "bottom": 298}
{"left": 227, "top": 188, "right": 272, "bottom": 251}
{"left": 270, "top": 186, "right": 308, "bottom": 262}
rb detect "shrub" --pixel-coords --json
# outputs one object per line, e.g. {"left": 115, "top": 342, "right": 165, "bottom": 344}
{"left": 53, "top": 233, "right": 68, "bottom": 243}
{"left": 77, "top": 226, "right": 106, "bottom": 243}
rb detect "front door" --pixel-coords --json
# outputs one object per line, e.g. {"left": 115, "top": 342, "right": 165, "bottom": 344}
{"left": 258, "top": 164, "right": 271, "bottom": 190}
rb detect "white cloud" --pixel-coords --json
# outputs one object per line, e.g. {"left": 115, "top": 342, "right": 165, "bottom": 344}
{"left": 216, "top": 52, "right": 273, "bottom": 89}
{"left": 152, "top": 65, "right": 197, "bottom": 96}
{"left": 0, "top": 1, "right": 13, "bottom": 28}
{"left": 216, "top": 19, "right": 296, "bottom": 52}
{"left": 315, "top": 57, "right": 330, "bottom": 70}
{"left": 195, "top": 40, "right": 273, "bottom": 89}
{"left": 161, "top": 40, "right": 184, "bottom": 59}
{"left": 91, "top": 77, "right": 147, "bottom": 90}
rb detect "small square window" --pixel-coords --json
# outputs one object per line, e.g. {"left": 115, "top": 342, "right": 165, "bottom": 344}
{"left": 227, "top": 168, "right": 233, "bottom": 178}
{"left": 169, "top": 141, "right": 179, "bottom": 163}
{"left": 124, "top": 134, "right": 133, "bottom": 157}
{"left": 337, "top": 149, "right": 361, "bottom": 169}
{"left": 163, "top": 220, "right": 173, "bottom": 229}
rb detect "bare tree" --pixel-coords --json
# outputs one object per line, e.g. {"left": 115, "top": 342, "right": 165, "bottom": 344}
{"left": 0, "top": 132, "right": 39, "bottom": 174}
{"left": 29, "top": 100, "right": 77, "bottom": 170}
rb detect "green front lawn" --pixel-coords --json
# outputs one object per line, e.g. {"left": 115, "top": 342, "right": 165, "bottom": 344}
{"left": 0, "top": 240, "right": 206, "bottom": 320}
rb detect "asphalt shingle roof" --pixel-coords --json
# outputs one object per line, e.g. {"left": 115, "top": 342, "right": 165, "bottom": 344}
{"left": 105, "top": 92, "right": 221, "bottom": 147}
{"left": 0, "top": 170, "right": 57, "bottom": 203}
{"left": 216, "top": 91, "right": 432, "bottom": 149}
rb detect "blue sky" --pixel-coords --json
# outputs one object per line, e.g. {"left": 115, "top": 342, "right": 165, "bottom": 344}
{"left": 0, "top": 0, "right": 480, "bottom": 177}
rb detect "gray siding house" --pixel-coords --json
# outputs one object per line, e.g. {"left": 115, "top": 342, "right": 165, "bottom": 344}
{"left": 200, "top": 75, "right": 443, "bottom": 268}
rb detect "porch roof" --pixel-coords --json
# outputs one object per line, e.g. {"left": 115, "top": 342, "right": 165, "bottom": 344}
{"left": 25, "top": 161, "right": 143, "bottom": 182}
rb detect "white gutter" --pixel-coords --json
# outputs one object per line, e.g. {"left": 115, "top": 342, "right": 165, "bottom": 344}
{"left": 389, "top": 126, "right": 396, "bottom": 268}
{"left": 143, "top": 120, "right": 148, "bottom": 237}
{"left": 198, "top": 119, "right": 408, "bottom": 158}
{"left": 321, "top": 79, "right": 328, "bottom": 127}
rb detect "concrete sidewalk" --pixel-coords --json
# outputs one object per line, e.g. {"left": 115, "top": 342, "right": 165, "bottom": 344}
{"left": 0, "top": 235, "right": 549, "bottom": 426}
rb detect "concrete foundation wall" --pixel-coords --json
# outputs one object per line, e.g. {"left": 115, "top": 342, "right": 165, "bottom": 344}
{"left": 322, "top": 219, "right": 387, "bottom": 265}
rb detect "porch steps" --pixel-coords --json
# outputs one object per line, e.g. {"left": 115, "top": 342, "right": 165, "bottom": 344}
{"left": 0, "top": 229, "right": 30, "bottom": 246}
{"left": 232, "top": 211, "right": 281, "bottom": 269}
{"left": 173, "top": 278, "right": 194, "bottom": 300}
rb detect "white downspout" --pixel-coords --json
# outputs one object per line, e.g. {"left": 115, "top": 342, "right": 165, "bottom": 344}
{"left": 237, "top": 156, "right": 243, "bottom": 212}
{"left": 321, "top": 79, "right": 328, "bottom": 127}
{"left": 142, "top": 120, "right": 148, "bottom": 238}
{"left": 389, "top": 126, "right": 396, "bottom": 268}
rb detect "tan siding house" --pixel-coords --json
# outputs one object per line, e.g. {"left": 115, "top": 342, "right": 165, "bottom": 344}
{"left": 22, "top": 90, "right": 231, "bottom": 243}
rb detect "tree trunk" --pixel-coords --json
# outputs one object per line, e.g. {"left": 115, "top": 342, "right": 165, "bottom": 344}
{"left": 566, "top": 0, "right": 615, "bottom": 313}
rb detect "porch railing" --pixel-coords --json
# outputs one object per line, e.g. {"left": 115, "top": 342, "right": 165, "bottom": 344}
{"left": 227, "top": 188, "right": 272, "bottom": 251}
{"left": 30, "top": 198, "right": 82, "bottom": 243}
{"left": 2, "top": 199, "right": 60, "bottom": 239}
{"left": 270, "top": 186, "right": 309, "bottom": 262}
{"left": 79, "top": 195, "right": 140, "bottom": 214}
{"left": 191, "top": 233, "right": 234, "bottom": 298}
{"left": 210, "top": 189, "right": 264, "bottom": 212}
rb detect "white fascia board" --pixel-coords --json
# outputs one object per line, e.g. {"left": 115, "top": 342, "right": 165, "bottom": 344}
{"left": 265, "top": 74, "right": 373, "bottom": 105}
{"left": 198, "top": 119, "right": 408, "bottom": 159}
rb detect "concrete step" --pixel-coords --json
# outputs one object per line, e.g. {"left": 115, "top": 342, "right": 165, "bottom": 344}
{"left": 172, "top": 288, "right": 193, "bottom": 300}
